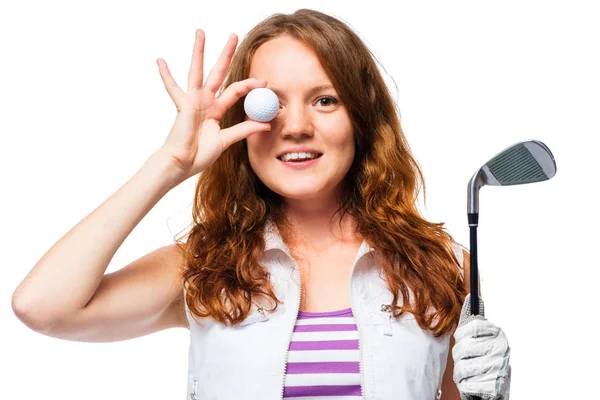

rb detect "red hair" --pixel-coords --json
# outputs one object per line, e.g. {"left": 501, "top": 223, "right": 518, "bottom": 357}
{"left": 175, "top": 9, "right": 467, "bottom": 337}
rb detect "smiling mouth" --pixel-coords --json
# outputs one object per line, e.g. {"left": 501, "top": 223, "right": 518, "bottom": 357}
{"left": 277, "top": 154, "right": 323, "bottom": 162}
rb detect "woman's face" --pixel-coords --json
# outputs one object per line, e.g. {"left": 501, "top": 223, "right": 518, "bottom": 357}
{"left": 245, "top": 35, "right": 355, "bottom": 205}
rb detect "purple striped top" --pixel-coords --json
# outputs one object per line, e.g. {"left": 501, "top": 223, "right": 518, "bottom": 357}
{"left": 282, "top": 307, "right": 363, "bottom": 399}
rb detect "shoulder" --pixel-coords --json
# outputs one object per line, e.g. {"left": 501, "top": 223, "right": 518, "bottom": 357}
{"left": 450, "top": 241, "right": 471, "bottom": 293}
{"left": 450, "top": 242, "right": 469, "bottom": 273}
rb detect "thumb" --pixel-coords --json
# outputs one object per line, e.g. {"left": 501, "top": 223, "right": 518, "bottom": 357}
{"left": 458, "top": 293, "right": 486, "bottom": 327}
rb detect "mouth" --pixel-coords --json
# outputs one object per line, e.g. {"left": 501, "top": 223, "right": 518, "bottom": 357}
{"left": 276, "top": 153, "right": 323, "bottom": 168}
{"left": 276, "top": 153, "right": 323, "bottom": 163}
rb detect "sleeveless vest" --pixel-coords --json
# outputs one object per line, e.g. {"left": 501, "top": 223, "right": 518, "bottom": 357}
{"left": 183, "top": 218, "right": 464, "bottom": 399}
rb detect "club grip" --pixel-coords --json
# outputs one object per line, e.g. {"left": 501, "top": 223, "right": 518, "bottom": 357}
{"left": 468, "top": 214, "right": 479, "bottom": 315}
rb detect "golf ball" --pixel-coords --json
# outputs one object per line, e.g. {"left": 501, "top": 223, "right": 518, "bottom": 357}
{"left": 244, "top": 87, "right": 279, "bottom": 122}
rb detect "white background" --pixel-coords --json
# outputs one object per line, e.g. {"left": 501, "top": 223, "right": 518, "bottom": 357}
{"left": 1, "top": 0, "right": 598, "bottom": 398}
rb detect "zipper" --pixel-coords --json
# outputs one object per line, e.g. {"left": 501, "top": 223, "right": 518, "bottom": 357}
{"left": 280, "top": 249, "right": 302, "bottom": 400}
{"left": 348, "top": 254, "right": 366, "bottom": 398}
{"left": 238, "top": 304, "right": 269, "bottom": 326}
{"left": 190, "top": 377, "right": 198, "bottom": 400}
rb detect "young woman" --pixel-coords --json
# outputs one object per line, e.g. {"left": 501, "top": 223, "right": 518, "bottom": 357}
{"left": 12, "top": 9, "right": 511, "bottom": 400}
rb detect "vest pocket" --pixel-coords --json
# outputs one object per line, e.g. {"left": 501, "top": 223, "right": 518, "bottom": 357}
{"left": 379, "top": 304, "right": 394, "bottom": 336}
{"left": 376, "top": 304, "right": 416, "bottom": 336}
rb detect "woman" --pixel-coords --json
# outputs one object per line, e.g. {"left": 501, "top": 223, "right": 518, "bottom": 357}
{"left": 12, "top": 9, "right": 511, "bottom": 400}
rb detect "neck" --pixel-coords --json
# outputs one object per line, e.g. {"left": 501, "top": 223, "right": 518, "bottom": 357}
{"left": 279, "top": 197, "right": 361, "bottom": 252}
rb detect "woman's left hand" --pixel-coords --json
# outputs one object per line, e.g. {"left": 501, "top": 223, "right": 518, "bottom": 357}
{"left": 452, "top": 294, "right": 512, "bottom": 400}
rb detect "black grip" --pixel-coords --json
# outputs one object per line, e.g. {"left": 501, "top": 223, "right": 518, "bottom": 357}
{"left": 468, "top": 214, "right": 479, "bottom": 315}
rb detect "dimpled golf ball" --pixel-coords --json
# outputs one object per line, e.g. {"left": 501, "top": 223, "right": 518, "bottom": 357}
{"left": 244, "top": 87, "right": 279, "bottom": 122}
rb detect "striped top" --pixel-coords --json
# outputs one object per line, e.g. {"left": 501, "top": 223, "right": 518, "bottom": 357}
{"left": 282, "top": 307, "right": 363, "bottom": 399}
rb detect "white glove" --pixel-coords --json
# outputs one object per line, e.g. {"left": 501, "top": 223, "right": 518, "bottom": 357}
{"left": 452, "top": 294, "right": 511, "bottom": 400}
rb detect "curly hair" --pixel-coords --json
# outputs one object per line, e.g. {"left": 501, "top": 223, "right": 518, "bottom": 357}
{"left": 174, "top": 8, "right": 467, "bottom": 337}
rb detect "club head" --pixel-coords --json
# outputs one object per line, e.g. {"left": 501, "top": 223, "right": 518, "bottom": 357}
{"left": 467, "top": 140, "right": 557, "bottom": 216}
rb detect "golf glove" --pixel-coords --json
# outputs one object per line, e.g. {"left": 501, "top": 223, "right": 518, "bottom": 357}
{"left": 452, "top": 294, "right": 511, "bottom": 400}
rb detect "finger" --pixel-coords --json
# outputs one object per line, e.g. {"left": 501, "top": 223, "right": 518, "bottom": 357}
{"left": 453, "top": 339, "right": 492, "bottom": 361}
{"left": 157, "top": 58, "right": 186, "bottom": 109}
{"left": 455, "top": 379, "right": 496, "bottom": 397}
{"left": 187, "top": 29, "right": 205, "bottom": 93}
{"left": 216, "top": 78, "right": 268, "bottom": 112}
{"left": 219, "top": 120, "right": 271, "bottom": 150}
{"left": 204, "top": 33, "right": 238, "bottom": 93}
{"left": 453, "top": 358, "right": 495, "bottom": 383}
{"left": 454, "top": 318, "right": 499, "bottom": 342}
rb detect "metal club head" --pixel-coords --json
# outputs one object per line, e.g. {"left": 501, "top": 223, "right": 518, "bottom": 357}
{"left": 467, "top": 140, "right": 557, "bottom": 215}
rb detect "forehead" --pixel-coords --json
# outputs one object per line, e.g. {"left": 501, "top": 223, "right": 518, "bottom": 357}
{"left": 248, "top": 35, "right": 332, "bottom": 90}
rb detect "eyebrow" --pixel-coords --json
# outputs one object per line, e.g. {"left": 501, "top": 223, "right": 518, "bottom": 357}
{"left": 270, "top": 84, "right": 336, "bottom": 97}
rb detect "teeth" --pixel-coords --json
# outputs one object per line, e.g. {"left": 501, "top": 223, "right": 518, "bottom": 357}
{"left": 279, "top": 152, "right": 320, "bottom": 162}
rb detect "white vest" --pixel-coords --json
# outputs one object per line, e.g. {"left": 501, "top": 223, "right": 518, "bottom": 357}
{"left": 184, "top": 218, "right": 464, "bottom": 399}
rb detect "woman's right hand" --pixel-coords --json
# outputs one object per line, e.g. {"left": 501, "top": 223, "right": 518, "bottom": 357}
{"left": 156, "top": 30, "right": 272, "bottom": 180}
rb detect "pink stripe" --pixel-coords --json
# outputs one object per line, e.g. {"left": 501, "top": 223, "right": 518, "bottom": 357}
{"left": 289, "top": 340, "right": 359, "bottom": 351}
{"left": 283, "top": 384, "right": 362, "bottom": 397}
{"left": 293, "top": 324, "right": 357, "bottom": 332}
{"left": 298, "top": 308, "right": 353, "bottom": 319}
{"left": 286, "top": 361, "right": 360, "bottom": 374}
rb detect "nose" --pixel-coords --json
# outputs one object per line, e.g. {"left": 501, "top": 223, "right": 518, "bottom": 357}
{"left": 278, "top": 101, "right": 314, "bottom": 139}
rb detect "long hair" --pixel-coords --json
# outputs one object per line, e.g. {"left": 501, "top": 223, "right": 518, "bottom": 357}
{"left": 175, "top": 9, "right": 467, "bottom": 337}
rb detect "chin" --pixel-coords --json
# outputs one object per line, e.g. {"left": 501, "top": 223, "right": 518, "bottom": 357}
{"left": 270, "top": 183, "right": 326, "bottom": 200}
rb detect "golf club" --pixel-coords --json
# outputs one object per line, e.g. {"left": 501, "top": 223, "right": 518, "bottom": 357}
{"left": 467, "top": 139, "right": 557, "bottom": 314}
{"left": 466, "top": 139, "right": 556, "bottom": 400}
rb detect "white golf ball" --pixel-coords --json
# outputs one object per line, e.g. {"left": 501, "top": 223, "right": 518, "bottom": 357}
{"left": 244, "top": 87, "right": 279, "bottom": 122}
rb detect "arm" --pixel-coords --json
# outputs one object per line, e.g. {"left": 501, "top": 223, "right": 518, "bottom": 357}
{"left": 448, "top": 248, "right": 511, "bottom": 400}
{"left": 43, "top": 243, "right": 189, "bottom": 342}
{"left": 441, "top": 336, "right": 461, "bottom": 400}
{"left": 11, "top": 150, "right": 185, "bottom": 336}
{"left": 441, "top": 248, "right": 474, "bottom": 400}
{"left": 11, "top": 30, "right": 269, "bottom": 342}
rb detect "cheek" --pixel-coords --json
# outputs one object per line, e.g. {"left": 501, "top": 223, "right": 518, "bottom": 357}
{"left": 321, "top": 110, "right": 353, "bottom": 139}
{"left": 337, "top": 130, "right": 356, "bottom": 172}
{"left": 341, "top": 144, "right": 356, "bottom": 171}
{"left": 322, "top": 121, "right": 354, "bottom": 157}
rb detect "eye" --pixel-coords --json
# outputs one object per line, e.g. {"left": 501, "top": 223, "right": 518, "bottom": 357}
{"left": 316, "top": 96, "right": 339, "bottom": 107}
